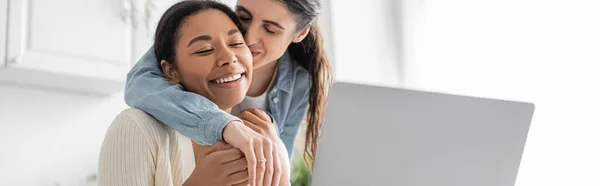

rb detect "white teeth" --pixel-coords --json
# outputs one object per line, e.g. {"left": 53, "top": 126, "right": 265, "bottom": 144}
{"left": 214, "top": 74, "right": 242, "bottom": 84}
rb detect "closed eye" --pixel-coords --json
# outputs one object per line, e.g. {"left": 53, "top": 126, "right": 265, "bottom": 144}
{"left": 239, "top": 17, "right": 251, "bottom": 22}
{"left": 230, "top": 42, "right": 245, "bottom": 47}
{"left": 264, "top": 25, "right": 276, "bottom": 34}
{"left": 194, "top": 49, "right": 213, "bottom": 55}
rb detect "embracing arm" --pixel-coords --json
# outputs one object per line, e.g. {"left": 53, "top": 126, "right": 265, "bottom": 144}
{"left": 125, "top": 47, "right": 240, "bottom": 145}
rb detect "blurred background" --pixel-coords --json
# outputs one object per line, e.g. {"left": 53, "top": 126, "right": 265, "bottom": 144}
{"left": 0, "top": 0, "right": 598, "bottom": 185}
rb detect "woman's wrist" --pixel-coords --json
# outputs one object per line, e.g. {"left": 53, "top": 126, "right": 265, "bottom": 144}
{"left": 222, "top": 120, "right": 245, "bottom": 145}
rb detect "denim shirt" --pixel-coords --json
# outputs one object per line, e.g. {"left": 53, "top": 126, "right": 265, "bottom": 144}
{"left": 124, "top": 46, "right": 310, "bottom": 157}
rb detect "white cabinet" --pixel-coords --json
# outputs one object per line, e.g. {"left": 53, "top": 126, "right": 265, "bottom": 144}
{"left": 0, "top": 0, "right": 137, "bottom": 95}
{"left": 0, "top": 0, "right": 6, "bottom": 67}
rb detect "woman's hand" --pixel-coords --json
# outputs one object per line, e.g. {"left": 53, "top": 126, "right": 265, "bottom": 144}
{"left": 184, "top": 141, "right": 249, "bottom": 186}
{"left": 238, "top": 108, "right": 290, "bottom": 186}
{"left": 223, "top": 120, "right": 279, "bottom": 186}
{"left": 237, "top": 108, "right": 279, "bottom": 141}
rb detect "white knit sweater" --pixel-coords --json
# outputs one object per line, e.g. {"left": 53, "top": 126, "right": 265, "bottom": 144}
{"left": 98, "top": 108, "right": 196, "bottom": 186}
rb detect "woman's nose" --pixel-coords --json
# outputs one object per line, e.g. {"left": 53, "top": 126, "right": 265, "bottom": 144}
{"left": 216, "top": 48, "right": 237, "bottom": 67}
{"left": 244, "top": 23, "right": 260, "bottom": 46}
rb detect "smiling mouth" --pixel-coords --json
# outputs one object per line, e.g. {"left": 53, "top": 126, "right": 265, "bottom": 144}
{"left": 209, "top": 73, "right": 246, "bottom": 84}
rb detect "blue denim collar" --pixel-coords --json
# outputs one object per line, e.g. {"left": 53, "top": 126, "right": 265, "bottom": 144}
{"left": 273, "top": 50, "right": 294, "bottom": 93}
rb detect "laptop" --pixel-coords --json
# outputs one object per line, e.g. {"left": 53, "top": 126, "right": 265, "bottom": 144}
{"left": 311, "top": 82, "right": 534, "bottom": 186}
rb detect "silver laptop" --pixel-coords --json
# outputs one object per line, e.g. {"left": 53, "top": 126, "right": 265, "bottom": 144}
{"left": 311, "top": 82, "right": 534, "bottom": 186}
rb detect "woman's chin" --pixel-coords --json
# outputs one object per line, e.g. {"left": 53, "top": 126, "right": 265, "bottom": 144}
{"left": 214, "top": 95, "right": 246, "bottom": 111}
{"left": 205, "top": 76, "right": 249, "bottom": 111}
{"left": 252, "top": 57, "right": 269, "bottom": 70}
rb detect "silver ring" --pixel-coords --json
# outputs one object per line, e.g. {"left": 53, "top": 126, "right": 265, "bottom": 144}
{"left": 258, "top": 158, "right": 267, "bottom": 164}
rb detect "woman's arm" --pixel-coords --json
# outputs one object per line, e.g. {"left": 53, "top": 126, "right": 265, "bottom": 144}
{"left": 98, "top": 112, "right": 155, "bottom": 186}
{"left": 125, "top": 47, "right": 239, "bottom": 145}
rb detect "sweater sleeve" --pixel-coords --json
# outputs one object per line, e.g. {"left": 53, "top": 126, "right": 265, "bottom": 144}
{"left": 98, "top": 111, "right": 155, "bottom": 186}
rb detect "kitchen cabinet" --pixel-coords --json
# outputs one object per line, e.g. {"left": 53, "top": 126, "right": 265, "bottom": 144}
{"left": 0, "top": 0, "right": 6, "bottom": 67}
{"left": 0, "top": 0, "right": 140, "bottom": 95}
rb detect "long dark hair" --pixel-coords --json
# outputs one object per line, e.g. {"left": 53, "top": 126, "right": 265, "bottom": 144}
{"left": 154, "top": 0, "right": 242, "bottom": 64}
{"left": 279, "top": 0, "right": 332, "bottom": 169}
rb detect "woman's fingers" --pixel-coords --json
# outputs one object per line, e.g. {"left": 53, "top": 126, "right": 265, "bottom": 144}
{"left": 254, "top": 139, "right": 266, "bottom": 186}
{"left": 241, "top": 119, "right": 262, "bottom": 134}
{"left": 223, "top": 157, "right": 248, "bottom": 176}
{"left": 227, "top": 167, "right": 249, "bottom": 186}
{"left": 240, "top": 112, "right": 273, "bottom": 137}
{"left": 192, "top": 141, "right": 231, "bottom": 162}
{"left": 207, "top": 147, "right": 244, "bottom": 165}
{"left": 220, "top": 121, "right": 280, "bottom": 186}
{"left": 245, "top": 108, "right": 271, "bottom": 122}
{"left": 271, "top": 143, "right": 281, "bottom": 186}
{"left": 228, "top": 173, "right": 250, "bottom": 186}
{"left": 205, "top": 141, "right": 233, "bottom": 155}
{"left": 246, "top": 139, "right": 257, "bottom": 186}
{"left": 238, "top": 109, "right": 269, "bottom": 125}
{"left": 263, "top": 140, "right": 274, "bottom": 186}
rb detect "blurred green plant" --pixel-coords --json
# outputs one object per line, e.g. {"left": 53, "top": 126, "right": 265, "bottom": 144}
{"left": 291, "top": 152, "right": 312, "bottom": 186}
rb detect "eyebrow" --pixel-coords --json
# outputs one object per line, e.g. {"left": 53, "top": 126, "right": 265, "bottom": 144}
{"left": 187, "top": 35, "right": 211, "bottom": 47}
{"left": 263, "top": 20, "right": 285, "bottom": 30}
{"left": 236, "top": 5, "right": 285, "bottom": 30}
{"left": 186, "top": 29, "right": 241, "bottom": 47}
{"left": 228, "top": 29, "right": 240, "bottom": 36}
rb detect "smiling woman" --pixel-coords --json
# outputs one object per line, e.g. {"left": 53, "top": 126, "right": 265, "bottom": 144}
{"left": 156, "top": 9, "right": 252, "bottom": 110}
{"left": 97, "top": 1, "right": 287, "bottom": 186}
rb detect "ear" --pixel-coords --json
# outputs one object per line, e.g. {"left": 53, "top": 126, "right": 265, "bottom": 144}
{"left": 292, "top": 25, "right": 311, "bottom": 43}
{"left": 160, "top": 60, "right": 181, "bottom": 83}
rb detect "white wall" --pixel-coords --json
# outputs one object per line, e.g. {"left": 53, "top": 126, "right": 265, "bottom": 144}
{"left": 329, "top": 0, "right": 403, "bottom": 87}
{"left": 0, "top": 85, "right": 127, "bottom": 185}
{"left": 400, "top": 0, "right": 600, "bottom": 185}
{"left": 329, "top": 0, "right": 600, "bottom": 185}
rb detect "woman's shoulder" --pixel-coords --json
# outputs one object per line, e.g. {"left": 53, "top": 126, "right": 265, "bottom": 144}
{"left": 284, "top": 53, "right": 309, "bottom": 76}
{"left": 278, "top": 51, "right": 310, "bottom": 91}
{"left": 109, "top": 108, "right": 171, "bottom": 143}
